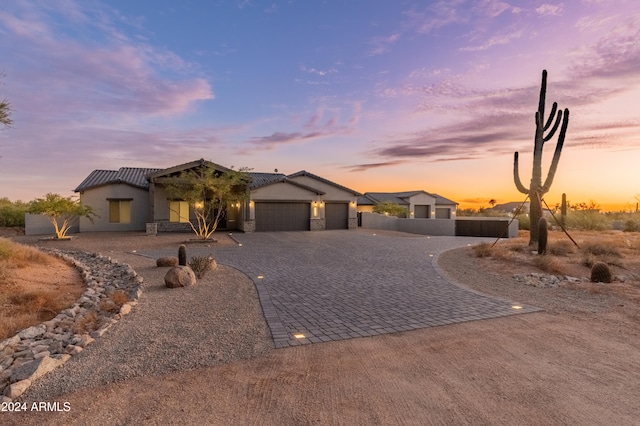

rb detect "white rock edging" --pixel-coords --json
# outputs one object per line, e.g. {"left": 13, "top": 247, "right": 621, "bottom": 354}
{"left": 0, "top": 249, "right": 144, "bottom": 402}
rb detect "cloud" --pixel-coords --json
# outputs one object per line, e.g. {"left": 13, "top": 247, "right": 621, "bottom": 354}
{"left": 369, "top": 33, "right": 401, "bottom": 56}
{"left": 343, "top": 160, "right": 408, "bottom": 172}
{"left": 300, "top": 65, "right": 338, "bottom": 76}
{"left": 0, "top": 1, "right": 214, "bottom": 120}
{"left": 567, "top": 15, "right": 640, "bottom": 81}
{"left": 535, "top": 4, "right": 564, "bottom": 16}
{"left": 459, "top": 30, "right": 523, "bottom": 52}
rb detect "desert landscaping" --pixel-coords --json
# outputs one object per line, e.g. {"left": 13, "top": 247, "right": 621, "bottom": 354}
{"left": 0, "top": 228, "right": 638, "bottom": 425}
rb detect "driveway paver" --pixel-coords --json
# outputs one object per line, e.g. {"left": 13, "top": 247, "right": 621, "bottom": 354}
{"left": 141, "top": 231, "right": 540, "bottom": 348}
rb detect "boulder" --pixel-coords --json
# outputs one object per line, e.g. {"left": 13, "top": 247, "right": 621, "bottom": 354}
{"left": 10, "top": 356, "right": 61, "bottom": 383}
{"left": 4, "top": 379, "right": 31, "bottom": 399}
{"left": 156, "top": 256, "right": 179, "bottom": 267}
{"left": 164, "top": 266, "right": 196, "bottom": 288}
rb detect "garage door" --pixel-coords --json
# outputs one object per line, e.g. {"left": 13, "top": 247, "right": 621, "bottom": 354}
{"left": 255, "top": 202, "right": 310, "bottom": 232}
{"left": 325, "top": 203, "right": 349, "bottom": 230}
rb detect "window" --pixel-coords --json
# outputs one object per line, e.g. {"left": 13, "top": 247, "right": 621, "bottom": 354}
{"left": 108, "top": 200, "right": 131, "bottom": 223}
{"left": 169, "top": 201, "right": 189, "bottom": 223}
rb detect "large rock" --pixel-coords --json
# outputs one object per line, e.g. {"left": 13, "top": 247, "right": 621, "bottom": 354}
{"left": 4, "top": 379, "right": 31, "bottom": 399}
{"left": 156, "top": 256, "right": 179, "bottom": 267}
{"left": 164, "top": 266, "right": 196, "bottom": 288}
{"left": 18, "top": 325, "right": 46, "bottom": 340}
{"left": 10, "top": 356, "right": 61, "bottom": 383}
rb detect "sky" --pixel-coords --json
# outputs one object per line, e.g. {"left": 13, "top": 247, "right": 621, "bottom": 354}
{"left": 1, "top": 0, "right": 639, "bottom": 211}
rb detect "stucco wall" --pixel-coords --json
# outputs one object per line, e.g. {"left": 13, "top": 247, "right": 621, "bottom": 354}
{"left": 360, "top": 212, "right": 455, "bottom": 236}
{"left": 25, "top": 213, "right": 79, "bottom": 236}
{"left": 407, "top": 193, "right": 436, "bottom": 219}
{"left": 78, "top": 184, "right": 150, "bottom": 232}
{"left": 251, "top": 181, "right": 318, "bottom": 201}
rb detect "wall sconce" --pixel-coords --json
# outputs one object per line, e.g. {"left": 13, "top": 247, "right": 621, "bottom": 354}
{"left": 249, "top": 201, "right": 254, "bottom": 207}
{"left": 195, "top": 201, "right": 204, "bottom": 209}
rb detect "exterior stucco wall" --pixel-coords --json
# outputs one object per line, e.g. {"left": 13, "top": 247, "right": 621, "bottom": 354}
{"left": 360, "top": 212, "right": 455, "bottom": 236}
{"left": 407, "top": 193, "right": 437, "bottom": 219}
{"left": 25, "top": 213, "right": 79, "bottom": 236}
{"left": 288, "top": 175, "right": 358, "bottom": 223}
{"left": 251, "top": 182, "right": 318, "bottom": 201}
{"left": 78, "top": 184, "right": 149, "bottom": 232}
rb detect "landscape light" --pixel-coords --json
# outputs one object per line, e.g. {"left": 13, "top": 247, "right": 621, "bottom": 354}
{"left": 294, "top": 333, "right": 305, "bottom": 339}
{"left": 512, "top": 305, "right": 523, "bottom": 310}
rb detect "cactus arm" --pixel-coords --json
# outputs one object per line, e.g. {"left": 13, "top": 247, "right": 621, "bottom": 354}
{"left": 538, "top": 70, "right": 547, "bottom": 116}
{"left": 543, "top": 102, "right": 558, "bottom": 131}
{"left": 513, "top": 152, "right": 530, "bottom": 194}
{"left": 543, "top": 109, "right": 563, "bottom": 142}
{"left": 542, "top": 108, "right": 570, "bottom": 193}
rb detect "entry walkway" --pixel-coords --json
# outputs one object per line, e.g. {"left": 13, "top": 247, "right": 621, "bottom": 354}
{"left": 143, "top": 231, "right": 539, "bottom": 348}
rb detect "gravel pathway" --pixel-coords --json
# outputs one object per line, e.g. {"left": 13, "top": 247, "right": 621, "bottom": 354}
{"left": 20, "top": 253, "right": 273, "bottom": 403}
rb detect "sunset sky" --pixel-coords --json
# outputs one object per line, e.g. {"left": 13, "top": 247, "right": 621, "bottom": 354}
{"left": 1, "top": 0, "right": 639, "bottom": 211}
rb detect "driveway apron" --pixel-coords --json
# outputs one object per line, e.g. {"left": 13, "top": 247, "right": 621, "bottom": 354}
{"left": 141, "top": 231, "right": 539, "bottom": 348}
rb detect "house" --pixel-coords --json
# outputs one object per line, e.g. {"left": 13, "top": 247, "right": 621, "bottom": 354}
{"left": 73, "top": 159, "right": 360, "bottom": 233}
{"left": 357, "top": 191, "right": 457, "bottom": 219}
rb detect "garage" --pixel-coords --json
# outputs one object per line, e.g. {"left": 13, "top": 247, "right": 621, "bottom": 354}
{"left": 325, "top": 202, "right": 349, "bottom": 230}
{"left": 254, "top": 202, "right": 310, "bottom": 232}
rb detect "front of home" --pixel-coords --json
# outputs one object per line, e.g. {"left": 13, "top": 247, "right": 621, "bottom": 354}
{"left": 74, "top": 159, "right": 360, "bottom": 233}
{"left": 357, "top": 191, "right": 457, "bottom": 219}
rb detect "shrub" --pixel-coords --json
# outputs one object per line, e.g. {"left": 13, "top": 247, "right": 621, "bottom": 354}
{"left": 581, "top": 242, "right": 621, "bottom": 258}
{"left": 547, "top": 240, "right": 576, "bottom": 256}
{"left": 624, "top": 220, "right": 640, "bottom": 232}
{"left": 565, "top": 210, "right": 611, "bottom": 231}
{"left": 472, "top": 242, "right": 493, "bottom": 258}
{"left": 533, "top": 255, "right": 566, "bottom": 274}
{"left": 110, "top": 289, "right": 129, "bottom": 306}
{"left": 0, "top": 198, "right": 27, "bottom": 227}
{"left": 73, "top": 311, "right": 100, "bottom": 334}
{"left": 188, "top": 255, "right": 216, "bottom": 279}
{"left": 516, "top": 214, "right": 530, "bottom": 230}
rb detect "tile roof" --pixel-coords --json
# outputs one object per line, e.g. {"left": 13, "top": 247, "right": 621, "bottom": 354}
{"left": 74, "top": 167, "right": 161, "bottom": 192}
{"left": 362, "top": 191, "right": 458, "bottom": 206}
{"left": 248, "top": 172, "right": 287, "bottom": 189}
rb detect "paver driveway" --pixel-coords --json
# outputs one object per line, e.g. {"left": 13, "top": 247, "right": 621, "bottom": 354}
{"left": 142, "top": 230, "right": 539, "bottom": 348}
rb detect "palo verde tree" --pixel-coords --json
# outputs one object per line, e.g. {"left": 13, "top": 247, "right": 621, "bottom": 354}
{"left": 514, "top": 70, "right": 570, "bottom": 246}
{"left": 28, "top": 193, "right": 96, "bottom": 238}
{"left": 163, "top": 163, "right": 250, "bottom": 239}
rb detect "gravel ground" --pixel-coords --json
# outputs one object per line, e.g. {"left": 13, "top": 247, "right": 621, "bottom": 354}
{"left": 13, "top": 232, "right": 273, "bottom": 403}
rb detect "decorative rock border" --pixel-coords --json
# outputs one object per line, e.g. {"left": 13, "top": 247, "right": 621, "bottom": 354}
{"left": 0, "top": 249, "right": 143, "bottom": 402}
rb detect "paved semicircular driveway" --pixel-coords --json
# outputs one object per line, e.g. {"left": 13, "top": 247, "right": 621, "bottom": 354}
{"left": 144, "top": 231, "right": 540, "bottom": 348}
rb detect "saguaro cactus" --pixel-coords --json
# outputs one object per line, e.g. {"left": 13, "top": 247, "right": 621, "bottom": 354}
{"left": 514, "top": 70, "right": 570, "bottom": 246}
{"left": 561, "top": 193, "right": 567, "bottom": 228}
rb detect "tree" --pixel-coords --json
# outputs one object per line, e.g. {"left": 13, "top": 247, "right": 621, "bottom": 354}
{"left": 162, "top": 164, "right": 250, "bottom": 239}
{"left": 373, "top": 202, "right": 408, "bottom": 218}
{"left": 514, "top": 70, "right": 570, "bottom": 246}
{"left": 0, "top": 72, "right": 12, "bottom": 128}
{"left": 28, "top": 193, "right": 96, "bottom": 238}
{"left": 0, "top": 197, "right": 28, "bottom": 227}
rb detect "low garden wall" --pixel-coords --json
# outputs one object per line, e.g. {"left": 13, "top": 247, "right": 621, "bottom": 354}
{"left": 360, "top": 212, "right": 455, "bottom": 236}
{"left": 24, "top": 213, "right": 79, "bottom": 236}
{"left": 455, "top": 217, "right": 519, "bottom": 238}
{"left": 359, "top": 212, "right": 518, "bottom": 238}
